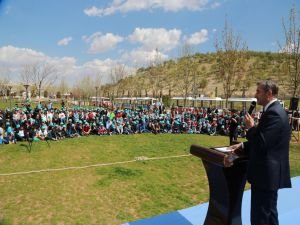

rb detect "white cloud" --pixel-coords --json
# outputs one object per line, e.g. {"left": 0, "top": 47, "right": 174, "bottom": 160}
{"left": 0, "top": 45, "right": 46, "bottom": 66}
{"left": 57, "top": 37, "right": 73, "bottom": 46}
{"left": 0, "top": 45, "right": 135, "bottom": 85}
{"left": 121, "top": 49, "right": 168, "bottom": 66}
{"left": 79, "top": 59, "right": 135, "bottom": 83}
{"left": 211, "top": 2, "right": 221, "bottom": 8}
{"left": 83, "top": 32, "right": 123, "bottom": 53}
{"left": 82, "top": 58, "right": 116, "bottom": 73}
{"left": 185, "top": 29, "right": 209, "bottom": 45}
{"left": 0, "top": 45, "right": 77, "bottom": 83}
{"left": 83, "top": 6, "right": 103, "bottom": 17}
{"left": 48, "top": 57, "right": 77, "bottom": 75}
{"left": 0, "top": 45, "right": 77, "bottom": 70}
{"left": 128, "top": 27, "right": 181, "bottom": 52}
{"left": 84, "top": 0, "right": 220, "bottom": 17}
{"left": 77, "top": 59, "right": 116, "bottom": 83}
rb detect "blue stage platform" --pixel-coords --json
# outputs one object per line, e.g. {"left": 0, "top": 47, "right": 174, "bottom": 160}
{"left": 121, "top": 176, "right": 300, "bottom": 225}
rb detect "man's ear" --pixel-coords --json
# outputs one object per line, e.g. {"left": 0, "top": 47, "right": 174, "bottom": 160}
{"left": 267, "top": 89, "right": 273, "bottom": 98}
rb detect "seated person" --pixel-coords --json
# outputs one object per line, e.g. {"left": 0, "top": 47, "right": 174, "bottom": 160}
{"left": 15, "top": 125, "right": 26, "bottom": 141}
{"left": 116, "top": 119, "right": 124, "bottom": 134}
{"left": 90, "top": 122, "right": 98, "bottom": 135}
{"left": 37, "top": 125, "right": 48, "bottom": 141}
{"left": 82, "top": 122, "right": 91, "bottom": 136}
{"left": 123, "top": 121, "right": 132, "bottom": 135}
{"left": 98, "top": 123, "right": 107, "bottom": 135}
{"left": 57, "top": 124, "right": 66, "bottom": 139}
{"left": 218, "top": 125, "right": 227, "bottom": 136}
{"left": 152, "top": 120, "right": 160, "bottom": 135}
{"left": 172, "top": 119, "right": 181, "bottom": 133}
{"left": 47, "top": 123, "right": 58, "bottom": 141}
{"left": 106, "top": 119, "right": 115, "bottom": 135}
{"left": 26, "top": 126, "right": 39, "bottom": 142}
{"left": 5, "top": 126, "right": 16, "bottom": 144}
{"left": 75, "top": 121, "right": 83, "bottom": 136}
{"left": 0, "top": 126, "right": 8, "bottom": 144}
{"left": 67, "top": 124, "right": 80, "bottom": 138}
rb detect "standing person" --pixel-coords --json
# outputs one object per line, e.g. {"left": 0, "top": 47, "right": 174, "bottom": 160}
{"left": 229, "top": 113, "right": 238, "bottom": 145}
{"left": 47, "top": 100, "right": 52, "bottom": 110}
{"left": 227, "top": 80, "right": 291, "bottom": 225}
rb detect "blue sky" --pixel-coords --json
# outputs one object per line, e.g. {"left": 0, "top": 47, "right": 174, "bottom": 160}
{"left": 0, "top": 0, "right": 299, "bottom": 84}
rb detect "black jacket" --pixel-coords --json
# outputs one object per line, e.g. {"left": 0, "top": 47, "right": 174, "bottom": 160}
{"left": 244, "top": 101, "right": 291, "bottom": 191}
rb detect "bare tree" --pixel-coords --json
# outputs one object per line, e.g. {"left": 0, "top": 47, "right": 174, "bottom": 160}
{"left": 137, "top": 67, "right": 148, "bottom": 96}
{"left": 0, "top": 66, "right": 11, "bottom": 97}
{"left": 36, "top": 63, "right": 57, "bottom": 99}
{"left": 279, "top": 5, "right": 300, "bottom": 97}
{"left": 176, "top": 44, "right": 197, "bottom": 106}
{"left": 58, "top": 78, "right": 69, "bottom": 97}
{"left": 94, "top": 72, "right": 102, "bottom": 90}
{"left": 153, "top": 49, "right": 164, "bottom": 98}
{"left": 199, "top": 78, "right": 208, "bottom": 95}
{"left": 110, "top": 64, "right": 127, "bottom": 97}
{"left": 163, "top": 60, "right": 177, "bottom": 97}
{"left": 93, "top": 72, "right": 102, "bottom": 105}
{"left": 215, "top": 19, "right": 249, "bottom": 107}
{"left": 191, "top": 58, "right": 208, "bottom": 98}
{"left": 78, "top": 75, "right": 94, "bottom": 99}
{"left": 20, "top": 64, "right": 35, "bottom": 98}
{"left": 68, "top": 75, "right": 94, "bottom": 107}
{"left": 132, "top": 74, "right": 145, "bottom": 97}
{"left": 20, "top": 64, "right": 34, "bottom": 85}
{"left": 21, "top": 63, "right": 57, "bottom": 99}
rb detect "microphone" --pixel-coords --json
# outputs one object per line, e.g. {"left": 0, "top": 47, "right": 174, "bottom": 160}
{"left": 248, "top": 101, "right": 256, "bottom": 114}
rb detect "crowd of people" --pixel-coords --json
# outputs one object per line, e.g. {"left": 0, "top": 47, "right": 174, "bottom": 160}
{"left": 0, "top": 101, "right": 261, "bottom": 144}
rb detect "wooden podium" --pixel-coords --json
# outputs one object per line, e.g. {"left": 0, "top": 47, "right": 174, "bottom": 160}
{"left": 190, "top": 144, "right": 248, "bottom": 225}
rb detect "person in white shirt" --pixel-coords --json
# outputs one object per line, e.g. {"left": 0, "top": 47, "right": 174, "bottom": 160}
{"left": 38, "top": 126, "right": 48, "bottom": 140}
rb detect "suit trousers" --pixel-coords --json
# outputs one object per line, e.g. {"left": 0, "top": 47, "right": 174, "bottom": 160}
{"left": 251, "top": 187, "right": 279, "bottom": 225}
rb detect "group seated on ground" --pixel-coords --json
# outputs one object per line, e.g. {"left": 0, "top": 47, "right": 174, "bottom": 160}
{"left": 0, "top": 102, "right": 262, "bottom": 144}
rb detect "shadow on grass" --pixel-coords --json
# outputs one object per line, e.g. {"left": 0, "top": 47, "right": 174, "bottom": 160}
{"left": 0, "top": 217, "right": 11, "bottom": 225}
{"left": 19, "top": 140, "right": 51, "bottom": 153}
{"left": 20, "top": 143, "right": 31, "bottom": 152}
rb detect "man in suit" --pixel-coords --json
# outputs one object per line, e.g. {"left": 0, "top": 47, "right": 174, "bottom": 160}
{"left": 229, "top": 113, "right": 238, "bottom": 145}
{"left": 227, "top": 80, "right": 291, "bottom": 225}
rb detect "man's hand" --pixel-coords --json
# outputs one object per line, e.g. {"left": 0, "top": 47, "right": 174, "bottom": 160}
{"left": 224, "top": 154, "right": 234, "bottom": 167}
{"left": 224, "top": 143, "right": 242, "bottom": 167}
{"left": 228, "top": 143, "right": 242, "bottom": 152}
{"left": 244, "top": 113, "right": 255, "bottom": 129}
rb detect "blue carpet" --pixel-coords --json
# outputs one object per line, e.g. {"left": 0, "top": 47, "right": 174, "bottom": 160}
{"left": 121, "top": 176, "right": 300, "bottom": 225}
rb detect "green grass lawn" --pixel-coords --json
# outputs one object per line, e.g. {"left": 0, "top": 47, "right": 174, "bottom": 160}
{"left": 0, "top": 134, "right": 299, "bottom": 225}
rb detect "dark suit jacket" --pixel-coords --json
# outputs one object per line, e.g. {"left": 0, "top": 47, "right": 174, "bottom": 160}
{"left": 243, "top": 101, "right": 291, "bottom": 191}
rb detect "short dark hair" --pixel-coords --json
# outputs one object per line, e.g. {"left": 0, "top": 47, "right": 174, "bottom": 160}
{"left": 257, "top": 80, "right": 279, "bottom": 96}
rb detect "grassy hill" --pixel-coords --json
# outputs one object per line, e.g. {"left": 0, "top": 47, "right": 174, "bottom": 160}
{"left": 106, "top": 51, "right": 293, "bottom": 100}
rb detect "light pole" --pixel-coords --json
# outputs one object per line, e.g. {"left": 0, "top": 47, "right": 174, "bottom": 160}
{"left": 23, "top": 84, "right": 30, "bottom": 100}
{"left": 240, "top": 85, "right": 247, "bottom": 110}
{"left": 8, "top": 85, "right": 12, "bottom": 109}
{"left": 95, "top": 86, "right": 98, "bottom": 107}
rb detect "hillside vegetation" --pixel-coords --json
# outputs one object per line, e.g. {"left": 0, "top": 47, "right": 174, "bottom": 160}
{"left": 104, "top": 51, "right": 293, "bottom": 100}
